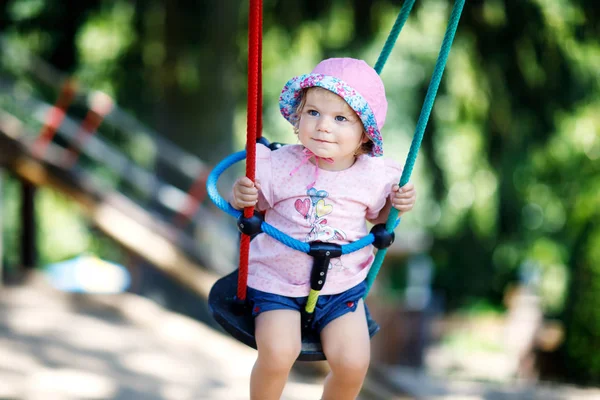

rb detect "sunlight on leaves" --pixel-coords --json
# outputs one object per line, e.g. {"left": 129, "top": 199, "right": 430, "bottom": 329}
{"left": 37, "top": 189, "right": 90, "bottom": 265}
{"left": 533, "top": 0, "right": 585, "bottom": 34}
{"left": 525, "top": 238, "right": 569, "bottom": 313}
{"left": 492, "top": 242, "right": 520, "bottom": 272}
{"left": 7, "top": 0, "right": 45, "bottom": 21}
{"left": 558, "top": 105, "right": 600, "bottom": 161}
{"left": 516, "top": 37, "right": 546, "bottom": 88}
{"left": 482, "top": 0, "right": 507, "bottom": 27}
{"left": 447, "top": 43, "right": 490, "bottom": 117}
{"left": 76, "top": 1, "right": 136, "bottom": 93}
{"left": 77, "top": 3, "right": 135, "bottom": 64}
{"left": 324, "top": 1, "right": 354, "bottom": 48}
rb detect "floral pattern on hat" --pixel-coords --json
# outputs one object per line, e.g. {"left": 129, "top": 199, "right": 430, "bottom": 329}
{"left": 279, "top": 73, "right": 384, "bottom": 157}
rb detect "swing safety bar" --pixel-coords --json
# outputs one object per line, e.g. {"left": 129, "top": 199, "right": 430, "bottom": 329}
{"left": 205, "top": 149, "right": 400, "bottom": 256}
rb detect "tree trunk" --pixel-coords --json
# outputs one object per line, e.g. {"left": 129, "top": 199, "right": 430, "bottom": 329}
{"left": 158, "top": 0, "right": 240, "bottom": 165}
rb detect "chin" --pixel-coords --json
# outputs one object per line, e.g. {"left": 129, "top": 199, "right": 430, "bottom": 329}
{"left": 309, "top": 147, "right": 334, "bottom": 157}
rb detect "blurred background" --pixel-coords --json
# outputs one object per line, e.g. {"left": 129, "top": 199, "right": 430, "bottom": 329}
{"left": 0, "top": 0, "right": 599, "bottom": 399}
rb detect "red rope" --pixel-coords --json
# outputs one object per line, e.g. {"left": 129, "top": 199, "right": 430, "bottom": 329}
{"left": 238, "top": 0, "right": 263, "bottom": 300}
{"left": 257, "top": 3, "right": 263, "bottom": 140}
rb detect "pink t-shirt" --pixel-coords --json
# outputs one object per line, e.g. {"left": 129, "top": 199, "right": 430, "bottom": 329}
{"left": 248, "top": 143, "right": 401, "bottom": 297}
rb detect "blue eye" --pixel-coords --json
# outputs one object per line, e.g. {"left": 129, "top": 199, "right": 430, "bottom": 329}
{"left": 335, "top": 116, "right": 347, "bottom": 122}
{"left": 307, "top": 109, "right": 319, "bottom": 116}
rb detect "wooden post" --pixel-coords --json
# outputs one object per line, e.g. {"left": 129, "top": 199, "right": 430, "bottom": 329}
{"left": 20, "top": 179, "right": 37, "bottom": 271}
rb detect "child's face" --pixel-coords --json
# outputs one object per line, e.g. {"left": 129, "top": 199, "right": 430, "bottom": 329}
{"left": 297, "top": 88, "right": 367, "bottom": 169}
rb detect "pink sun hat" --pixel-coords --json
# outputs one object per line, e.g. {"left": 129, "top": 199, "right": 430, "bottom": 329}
{"left": 279, "top": 58, "right": 388, "bottom": 157}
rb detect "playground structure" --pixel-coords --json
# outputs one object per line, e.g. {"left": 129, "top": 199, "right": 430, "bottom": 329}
{"left": 0, "top": 37, "right": 239, "bottom": 296}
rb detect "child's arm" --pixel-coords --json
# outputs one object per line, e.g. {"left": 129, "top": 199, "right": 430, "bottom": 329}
{"left": 367, "top": 183, "right": 416, "bottom": 225}
{"left": 231, "top": 177, "right": 262, "bottom": 210}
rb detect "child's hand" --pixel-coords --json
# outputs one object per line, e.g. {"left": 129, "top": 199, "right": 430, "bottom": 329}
{"left": 231, "top": 177, "right": 261, "bottom": 210}
{"left": 390, "top": 183, "right": 416, "bottom": 216}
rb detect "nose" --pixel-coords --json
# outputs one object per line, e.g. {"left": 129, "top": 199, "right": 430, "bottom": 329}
{"left": 316, "top": 117, "right": 332, "bottom": 133}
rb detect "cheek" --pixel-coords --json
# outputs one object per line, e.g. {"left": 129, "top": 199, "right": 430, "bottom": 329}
{"left": 298, "top": 118, "right": 311, "bottom": 133}
{"left": 296, "top": 120, "right": 311, "bottom": 141}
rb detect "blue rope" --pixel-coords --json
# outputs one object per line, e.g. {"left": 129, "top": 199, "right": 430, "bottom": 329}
{"left": 206, "top": 150, "right": 245, "bottom": 218}
{"left": 206, "top": 150, "right": 376, "bottom": 255}
{"left": 365, "top": 0, "right": 466, "bottom": 295}
{"left": 374, "top": 0, "right": 416, "bottom": 74}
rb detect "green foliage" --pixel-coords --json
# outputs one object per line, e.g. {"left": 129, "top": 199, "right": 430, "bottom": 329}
{"left": 456, "top": 298, "right": 504, "bottom": 317}
{"left": 1, "top": 174, "right": 127, "bottom": 275}
{"left": 8, "top": 0, "right": 45, "bottom": 21}
{"left": 1, "top": 0, "right": 599, "bottom": 384}
{"left": 1, "top": 173, "right": 22, "bottom": 271}
{"left": 563, "top": 225, "right": 600, "bottom": 383}
{"left": 76, "top": 1, "right": 136, "bottom": 95}
{"left": 36, "top": 187, "right": 90, "bottom": 265}
{"left": 442, "top": 328, "right": 505, "bottom": 354}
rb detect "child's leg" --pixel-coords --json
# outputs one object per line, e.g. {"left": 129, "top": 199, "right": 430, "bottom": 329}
{"left": 320, "top": 299, "right": 370, "bottom": 400}
{"left": 250, "top": 309, "right": 302, "bottom": 400}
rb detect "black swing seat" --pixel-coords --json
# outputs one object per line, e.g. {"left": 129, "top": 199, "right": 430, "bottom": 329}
{"left": 209, "top": 269, "right": 380, "bottom": 362}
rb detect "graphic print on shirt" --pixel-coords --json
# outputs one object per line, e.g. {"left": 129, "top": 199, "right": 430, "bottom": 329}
{"left": 294, "top": 187, "right": 347, "bottom": 271}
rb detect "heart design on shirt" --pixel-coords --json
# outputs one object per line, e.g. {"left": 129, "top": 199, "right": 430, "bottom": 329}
{"left": 315, "top": 199, "right": 333, "bottom": 218}
{"left": 294, "top": 198, "right": 310, "bottom": 218}
{"left": 307, "top": 188, "right": 328, "bottom": 205}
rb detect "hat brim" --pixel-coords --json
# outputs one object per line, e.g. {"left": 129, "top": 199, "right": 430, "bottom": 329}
{"left": 279, "top": 73, "right": 383, "bottom": 157}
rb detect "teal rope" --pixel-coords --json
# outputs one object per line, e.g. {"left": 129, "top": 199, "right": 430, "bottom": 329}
{"left": 365, "top": 0, "right": 466, "bottom": 296}
{"left": 374, "top": 0, "right": 416, "bottom": 74}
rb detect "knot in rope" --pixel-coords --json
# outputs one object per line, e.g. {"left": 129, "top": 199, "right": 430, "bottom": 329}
{"left": 289, "top": 147, "right": 334, "bottom": 189}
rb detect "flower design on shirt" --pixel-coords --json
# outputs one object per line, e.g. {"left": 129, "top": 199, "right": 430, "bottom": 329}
{"left": 294, "top": 188, "right": 347, "bottom": 271}
{"left": 329, "top": 258, "right": 347, "bottom": 271}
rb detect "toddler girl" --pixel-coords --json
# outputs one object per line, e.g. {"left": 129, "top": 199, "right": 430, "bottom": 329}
{"left": 231, "top": 58, "right": 417, "bottom": 400}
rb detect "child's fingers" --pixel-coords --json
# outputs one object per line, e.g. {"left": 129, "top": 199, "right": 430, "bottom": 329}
{"left": 237, "top": 200, "right": 257, "bottom": 208}
{"left": 234, "top": 194, "right": 259, "bottom": 208}
{"left": 231, "top": 177, "right": 261, "bottom": 210}
{"left": 391, "top": 183, "right": 414, "bottom": 195}
{"left": 237, "top": 185, "right": 259, "bottom": 195}
{"left": 393, "top": 194, "right": 415, "bottom": 203}
{"left": 232, "top": 193, "right": 258, "bottom": 209}
{"left": 235, "top": 177, "right": 259, "bottom": 193}
{"left": 392, "top": 197, "right": 413, "bottom": 207}
{"left": 236, "top": 192, "right": 258, "bottom": 201}
{"left": 392, "top": 201, "right": 414, "bottom": 212}
{"left": 237, "top": 176, "right": 256, "bottom": 187}
{"left": 396, "top": 185, "right": 416, "bottom": 198}
{"left": 398, "top": 183, "right": 414, "bottom": 193}
{"left": 391, "top": 183, "right": 416, "bottom": 213}
{"left": 394, "top": 190, "right": 416, "bottom": 201}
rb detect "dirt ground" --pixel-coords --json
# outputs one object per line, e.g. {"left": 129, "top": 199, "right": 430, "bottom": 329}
{"left": 2, "top": 275, "right": 598, "bottom": 400}
{"left": 0, "top": 276, "right": 325, "bottom": 400}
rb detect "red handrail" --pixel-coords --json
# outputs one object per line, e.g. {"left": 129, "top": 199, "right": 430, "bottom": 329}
{"left": 32, "top": 79, "right": 77, "bottom": 158}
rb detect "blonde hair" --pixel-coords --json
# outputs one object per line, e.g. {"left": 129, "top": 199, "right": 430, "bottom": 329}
{"left": 291, "top": 87, "right": 374, "bottom": 156}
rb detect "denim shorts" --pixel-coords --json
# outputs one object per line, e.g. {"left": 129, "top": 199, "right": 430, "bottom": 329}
{"left": 247, "top": 281, "right": 369, "bottom": 333}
